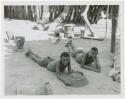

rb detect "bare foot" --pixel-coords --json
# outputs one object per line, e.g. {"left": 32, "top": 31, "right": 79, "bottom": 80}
{"left": 25, "top": 49, "right": 32, "bottom": 57}
{"left": 65, "top": 40, "right": 72, "bottom": 47}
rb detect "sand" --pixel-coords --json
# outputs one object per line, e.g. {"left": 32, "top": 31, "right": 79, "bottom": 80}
{"left": 4, "top": 39, "right": 120, "bottom": 95}
{"left": 4, "top": 19, "right": 120, "bottom": 95}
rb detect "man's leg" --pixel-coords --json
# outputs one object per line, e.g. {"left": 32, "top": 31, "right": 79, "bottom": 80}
{"left": 25, "top": 50, "right": 44, "bottom": 66}
{"left": 65, "top": 40, "right": 84, "bottom": 58}
{"left": 28, "top": 54, "right": 44, "bottom": 66}
{"left": 25, "top": 49, "right": 41, "bottom": 58}
{"left": 25, "top": 49, "right": 54, "bottom": 66}
{"left": 65, "top": 40, "right": 78, "bottom": 51}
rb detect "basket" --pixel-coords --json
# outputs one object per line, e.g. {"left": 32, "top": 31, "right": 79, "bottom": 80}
{"left": 64, "top": 71, "right": 88, "bottom": 87}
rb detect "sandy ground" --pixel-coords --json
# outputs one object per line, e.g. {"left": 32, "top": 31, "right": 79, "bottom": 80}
{"left": 4, "top": 39, "right": 120, "bottom": 95}
{"left": 4, "top": 19, "right": 120, "bottom": 95}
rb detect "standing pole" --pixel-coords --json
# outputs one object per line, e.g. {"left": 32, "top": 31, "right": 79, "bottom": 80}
{"left": 111, "top": 5, "right": 119, "bottom": 53}
{"left": 105, "top": 5, "right": 109, "bottom": 38}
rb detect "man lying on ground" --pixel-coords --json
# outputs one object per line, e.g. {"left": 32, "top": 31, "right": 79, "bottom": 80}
{"left": 65, "top": 40, "right": 101, "bottom": 73}
{"left": 25, "top": 49, "right": 72, "bottom": 86}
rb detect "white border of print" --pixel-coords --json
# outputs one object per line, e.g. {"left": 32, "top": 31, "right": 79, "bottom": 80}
{"left": 0, "top": 0, "right": 125, "bottom": 99}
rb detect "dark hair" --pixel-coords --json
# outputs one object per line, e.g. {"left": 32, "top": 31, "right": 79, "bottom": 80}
{"left": 60, "top": 52, "right": 70, "bottom": 68}
{"left": 91, "top": 47, "right": 98, "bottom": 54}
{"left": 60, "top": 52, "right": 70, "bottom": 58}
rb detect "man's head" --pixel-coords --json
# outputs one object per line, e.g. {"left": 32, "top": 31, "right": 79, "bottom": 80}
{"left": 60, "top": 52, "right": 70, "bottom": 66}
{"left": 88, "top": 47, "right": 98, "bottom": 58}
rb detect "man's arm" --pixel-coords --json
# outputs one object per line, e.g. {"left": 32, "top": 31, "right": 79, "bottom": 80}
{"left": 56, "top": 65, "right": 64, "bottom": 81}
{"left": 93, "top": 57, "right": 101, "bottom": 72}
{"left": 80, "top": 54, "right": 86, "bottom": 65}
{"left": 68, "top": 64, "right": 72, "bottom": 73}
{"left": 81, "top": 64, "right": 101, "bottom": 73}
{"left": 80, "top": 55, "right": 101, "bottom": 73}
{"left": 56, "top": 65, "right": 71, "bottom": 86}
{"left": 80, "top": 54, "right": 94, "bottom": 71}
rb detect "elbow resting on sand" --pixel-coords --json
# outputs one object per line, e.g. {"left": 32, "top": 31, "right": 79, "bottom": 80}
{"left": 80, "top": 65, "right": 101, "bottom": 73}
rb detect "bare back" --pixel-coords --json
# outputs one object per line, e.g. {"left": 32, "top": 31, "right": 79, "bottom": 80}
{"left": 47, "top": 60, "right": 67, "bottom": 72}
{"left": 75, "top": 52, "right": 94, "bottom": 65}
{"left": 47, "top": 60, "right": 58, "bottom": 72}
{"left": 75, "top": 52, "right": 86, "bottom": 64}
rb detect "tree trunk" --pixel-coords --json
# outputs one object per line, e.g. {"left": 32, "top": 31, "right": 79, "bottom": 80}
{"left": 4, "top": 6, "right": 9, "bottom": 18}
{"left": 111, "top": 5, "right": 119, "bottom": 53}
{"left": 65, "top": 6, "right": 73, "bottom": 23}
{"left": 51, "top": 5, "right": 69, "bottom": 23}
{"left": 4, "top": 5, "right": 114, "bottom": 25}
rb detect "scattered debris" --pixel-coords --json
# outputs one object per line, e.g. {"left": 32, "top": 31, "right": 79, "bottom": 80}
{"left": 32, "top": 25, "right": 44, "bottom": 30}
{"left": 44, "top": 82, "right": 53, "bottom": 95}
{"left": 109, "top": 41, "right": 120, "bottom": 82}
{"left": 6, "top": 31, "right": 14, "bottom": 41}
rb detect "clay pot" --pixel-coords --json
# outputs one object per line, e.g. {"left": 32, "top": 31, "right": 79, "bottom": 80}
{"left": 14, "top": 36, "right": 25, "bottom": 49}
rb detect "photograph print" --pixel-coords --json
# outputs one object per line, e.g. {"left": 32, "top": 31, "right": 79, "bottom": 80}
{"left": 3, "top": 2, "right": 122, "bottom": 95}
